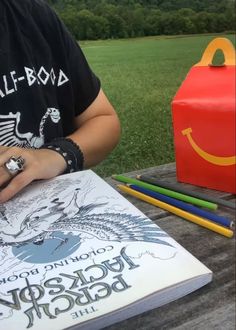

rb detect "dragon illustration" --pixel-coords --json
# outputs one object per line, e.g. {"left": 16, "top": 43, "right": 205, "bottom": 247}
{"left": 0, "top": 108, "right": 60, "bottom": 148}
{"left": 0, "top": 188, "right": 172, "bottom": 251}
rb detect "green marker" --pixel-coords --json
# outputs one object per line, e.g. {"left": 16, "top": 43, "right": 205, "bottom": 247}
{"left": 112, "top": 174, "right": 218, "bottom": 210}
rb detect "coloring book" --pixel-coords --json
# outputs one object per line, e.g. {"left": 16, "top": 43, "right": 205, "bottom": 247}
{"left": 0, "top": 170, "right": 212, "bottom": 330}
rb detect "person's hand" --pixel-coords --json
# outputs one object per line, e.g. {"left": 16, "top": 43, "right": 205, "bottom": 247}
{"left": 0, "top": 146, "right": 67, "bottom": 203}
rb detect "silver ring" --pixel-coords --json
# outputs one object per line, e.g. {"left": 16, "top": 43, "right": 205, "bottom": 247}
{"left": 4, "top": 156, "right": 25, "bottom": 176}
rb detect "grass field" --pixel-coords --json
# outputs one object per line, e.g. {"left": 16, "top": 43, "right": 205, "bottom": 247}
{"left": 80, "top": 34, "right": 235, "bottom": 177}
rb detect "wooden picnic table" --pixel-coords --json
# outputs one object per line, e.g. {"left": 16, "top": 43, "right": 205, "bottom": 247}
{"left": 105, "top": 162, "right": 235, "bottom": 330}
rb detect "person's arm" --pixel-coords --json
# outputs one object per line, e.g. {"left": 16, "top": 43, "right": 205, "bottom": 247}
{"left": 0, "top": 89, "right": 120, "bottom": 203}
{"left": 68, "top": 88, "right": 120, "bottom": 168}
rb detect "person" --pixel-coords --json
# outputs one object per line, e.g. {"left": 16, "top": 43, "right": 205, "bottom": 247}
{"left": 0, "top": 0, "right": 120, "bottom": 203}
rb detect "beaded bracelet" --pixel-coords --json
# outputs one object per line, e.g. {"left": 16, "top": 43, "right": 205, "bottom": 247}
{"left": 41, "top": 137, "right": 84, "bottom": 173}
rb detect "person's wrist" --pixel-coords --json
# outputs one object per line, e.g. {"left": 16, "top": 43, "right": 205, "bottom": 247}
{"left": 43, "top": 148, "right": 67, "bottom": 174}
{"left": 40, "top": 138, "right": 84, "bottom": 174}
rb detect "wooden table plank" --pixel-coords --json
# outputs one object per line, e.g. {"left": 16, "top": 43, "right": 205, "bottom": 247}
{"left": 104, "top": 163, "right": 235, "bottom": 330}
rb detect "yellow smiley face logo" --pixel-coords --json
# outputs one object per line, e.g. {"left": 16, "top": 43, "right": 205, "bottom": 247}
{"left": 182, "top": 128, "right": 236, "bottom": 166}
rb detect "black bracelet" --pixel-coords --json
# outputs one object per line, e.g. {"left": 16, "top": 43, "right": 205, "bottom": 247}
{"left": 41, "top": 137, "right": 84, "bottom": 174}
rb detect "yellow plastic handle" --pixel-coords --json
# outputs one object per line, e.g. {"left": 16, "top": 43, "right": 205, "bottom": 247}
{"left": 195, "top": 37, "right": 236, "bottom": 66}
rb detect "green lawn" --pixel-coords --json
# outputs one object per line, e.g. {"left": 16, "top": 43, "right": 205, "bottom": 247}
{"left": 80, "top": 34, "right": 235, "bottom": 177}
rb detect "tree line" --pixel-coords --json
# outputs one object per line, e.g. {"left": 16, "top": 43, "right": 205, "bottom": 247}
{"left": 46, "top": 0, "right": 235, "bottom": 40}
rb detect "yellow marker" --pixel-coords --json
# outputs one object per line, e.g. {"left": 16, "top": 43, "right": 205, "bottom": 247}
{"left": 182, "top": 128, "right": 236, "bottom": 166}
{"left": 118, "top": 185, "right": 234, "bottom": 238}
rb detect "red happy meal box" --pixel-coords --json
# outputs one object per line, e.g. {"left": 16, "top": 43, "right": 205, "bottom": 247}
{"left": 172, "top": 38, "right": 236, "bottom": 194}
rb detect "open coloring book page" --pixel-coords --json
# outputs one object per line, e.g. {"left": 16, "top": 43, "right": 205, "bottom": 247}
{"left": 0, "top": 170, "right": 211, "bottom": 330}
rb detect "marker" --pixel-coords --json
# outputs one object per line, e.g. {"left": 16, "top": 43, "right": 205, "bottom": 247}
{"left": 137, "top": 174, "right": 236, "bottom": 210}
{"left": 112, "top": 174, "right": 218, "bottom": 210}
{"left": 128, "top": 184, "right": 234, "bottom": 229}
{"left": 117, "top": 184, "right": 234, "bottom": 238}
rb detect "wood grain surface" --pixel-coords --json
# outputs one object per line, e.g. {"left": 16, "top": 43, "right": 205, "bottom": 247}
{"left": 104, "top": 163, "right": 235, "bottom": 330}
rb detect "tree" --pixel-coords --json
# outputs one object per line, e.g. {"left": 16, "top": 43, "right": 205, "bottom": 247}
{"left": 47, "top": 0, "right": 235, "bottom": 40}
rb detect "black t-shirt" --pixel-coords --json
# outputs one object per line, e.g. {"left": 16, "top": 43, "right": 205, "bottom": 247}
{"left": 0, "top": 0, "right": 100, "bottom": 148}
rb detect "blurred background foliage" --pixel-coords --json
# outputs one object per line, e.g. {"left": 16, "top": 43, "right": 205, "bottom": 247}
{"left": 45, "top": 0, "right": 235, "bottom": 41}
